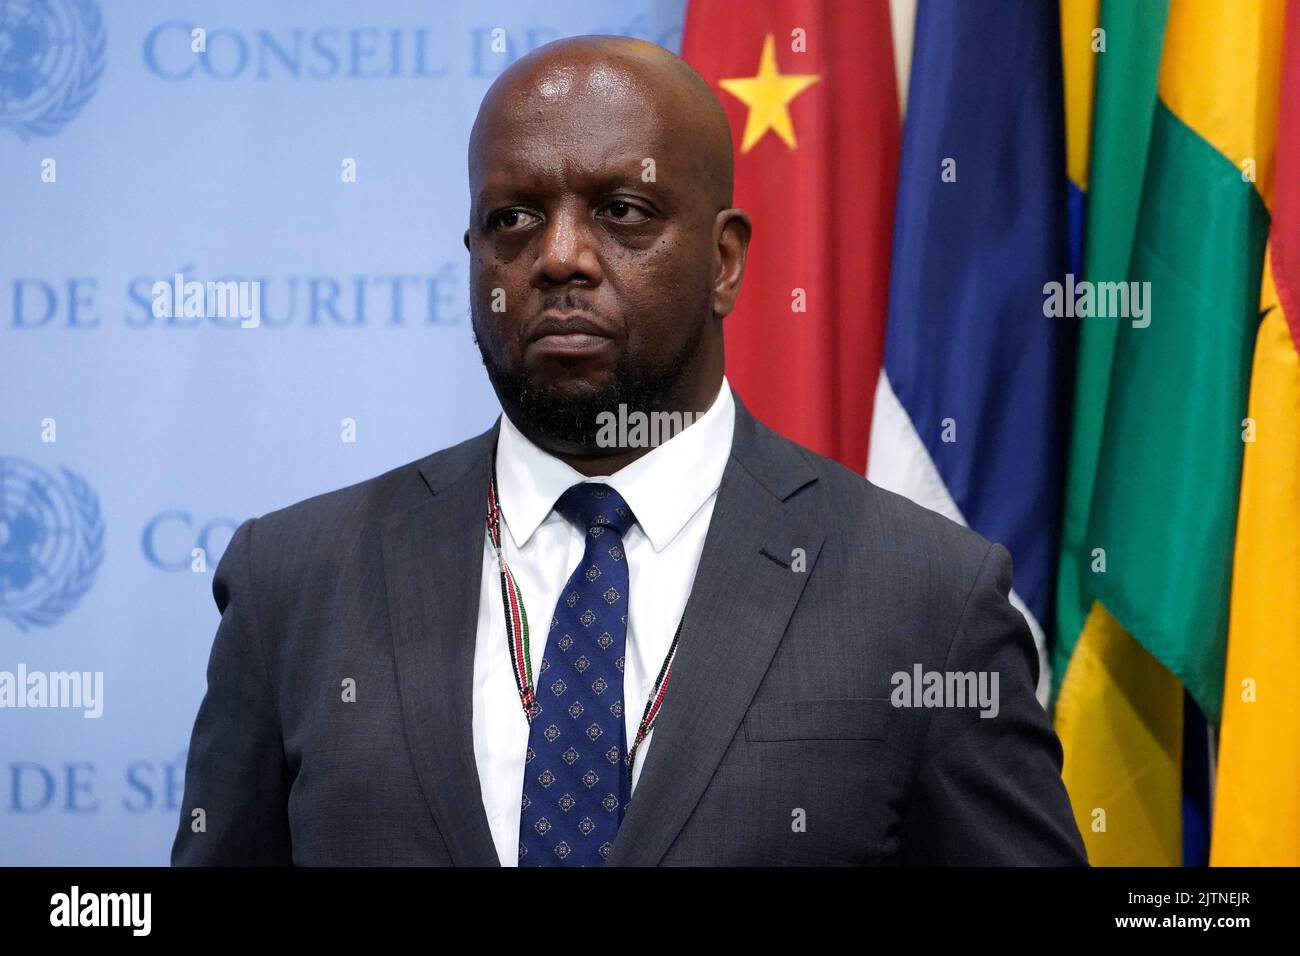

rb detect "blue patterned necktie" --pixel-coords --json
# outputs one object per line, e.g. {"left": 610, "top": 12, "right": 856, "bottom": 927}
{"left": 518, "top": 482, "right": 635, "bottom": 866}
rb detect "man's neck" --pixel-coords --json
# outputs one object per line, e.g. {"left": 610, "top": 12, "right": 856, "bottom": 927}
{"left": 561, "top": 446, "right": 651, "bottom": 478}
{"left": 526, "top": 375, "right": 726, "bottom": 478}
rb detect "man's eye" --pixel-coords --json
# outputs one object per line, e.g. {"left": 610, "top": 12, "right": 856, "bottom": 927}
{"left": 601, "top": 200, "right": 650, "bottom": 224}
{"left": 491, "top": 209, "right": 538, "bottom": 232}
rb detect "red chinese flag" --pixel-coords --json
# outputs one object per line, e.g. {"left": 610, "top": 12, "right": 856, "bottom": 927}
{"left": 683, "top": 0, "right": 899, "bottom": 472}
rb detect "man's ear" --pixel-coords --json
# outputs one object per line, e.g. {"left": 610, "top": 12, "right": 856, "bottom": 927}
{"left": 463, "top": 229, "right": 471, "bottom": 251}
{"left": 711, "top": 208, "right": 752, "bottom": 319}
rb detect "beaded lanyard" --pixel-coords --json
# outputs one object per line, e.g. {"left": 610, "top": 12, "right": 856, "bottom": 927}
{"left": 486, "top": 455, "right": 683, "bottom": 784}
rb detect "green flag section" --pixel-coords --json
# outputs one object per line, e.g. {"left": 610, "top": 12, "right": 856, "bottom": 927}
{"left": 1053, "top": 0, "right": 1169, "bottom": 672}
{"left": 1087, "top": 101, "right": 1269, "bottom": 722}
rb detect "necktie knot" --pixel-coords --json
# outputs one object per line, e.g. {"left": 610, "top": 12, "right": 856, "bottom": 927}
{"left": 553, "top": 482, "right": 636, "bottom": 537}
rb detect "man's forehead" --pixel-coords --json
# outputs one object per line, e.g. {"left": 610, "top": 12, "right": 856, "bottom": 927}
{"left": 474, "top": 141, "right": 666, "bottom": 202}
{"left": 472, "top": 81, "right": 679, "bottom": 187}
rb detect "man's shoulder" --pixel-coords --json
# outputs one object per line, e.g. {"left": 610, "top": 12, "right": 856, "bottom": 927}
{"left": 756, "top": 426, "right": 1012, "bottom": 647}
{"left": 761, "top": 422, "right": 998, "bottom": 575}
{"left": 245, "top": 424, "right": 495, "bottom": 555}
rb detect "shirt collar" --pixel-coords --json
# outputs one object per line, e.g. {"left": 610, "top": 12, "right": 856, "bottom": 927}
{"left": 495, "top": 376, "right": 735, "bottom": 553}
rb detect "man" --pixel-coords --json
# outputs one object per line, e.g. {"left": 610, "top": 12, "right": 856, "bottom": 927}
{"left": 172, "top": 35, "right": 1086, "bottom": 866}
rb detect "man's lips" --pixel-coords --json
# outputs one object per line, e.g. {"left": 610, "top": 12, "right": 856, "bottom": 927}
{"left": 526, "top": 312, "right": 616, "bottom": 356}
{"left": 528, "top": 312, "right": 613, "bottom": 341}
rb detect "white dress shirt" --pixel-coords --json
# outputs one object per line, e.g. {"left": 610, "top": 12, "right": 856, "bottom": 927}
{"left": 471, "top": 377, "right": 736, "bottom": 866}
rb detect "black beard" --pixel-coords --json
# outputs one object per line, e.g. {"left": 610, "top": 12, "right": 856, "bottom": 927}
{"left": 472, "top": 317, "right": 704, "bottom": 449}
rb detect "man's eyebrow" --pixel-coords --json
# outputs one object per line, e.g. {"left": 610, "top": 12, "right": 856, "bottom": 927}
{"left": 474, "top": 181, "right": 541, "bottom": 207}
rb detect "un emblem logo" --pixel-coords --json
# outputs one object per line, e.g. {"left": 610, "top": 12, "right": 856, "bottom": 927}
{"left": 0, "top": 0, "right": 106, "bottom": 141}
{"left": 0, "top": 457, "right": 104, "bottom": 631}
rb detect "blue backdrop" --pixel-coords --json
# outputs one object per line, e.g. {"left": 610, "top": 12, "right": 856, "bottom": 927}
{"left": 0, "top": 0, "right": 686, "bottom": 865}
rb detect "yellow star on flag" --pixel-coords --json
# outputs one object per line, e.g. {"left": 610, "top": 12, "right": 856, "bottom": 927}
{"left": 718, "top": 34, "right": 821, "bottom": 153}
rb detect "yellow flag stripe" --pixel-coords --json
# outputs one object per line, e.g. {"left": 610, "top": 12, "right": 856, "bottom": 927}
{"left": 1060, "top": 0, "right": 1099, "bottom": 190}
{"left": 1157, "top": 0, "right": 1285, "bottom": 205}
{"left": 1211, "top": 254, "right": 1300, "bottom": 865}
{"left": 1055, "top": 601, "right": 1183, "bottom": 865}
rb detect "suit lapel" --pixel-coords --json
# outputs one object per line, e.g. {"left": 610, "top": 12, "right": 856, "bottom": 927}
{"left": 606, "top": 392, "right": 824, "bottom": 866}
{"left": 382, "top": 426, "right": 502, "bottom": 866}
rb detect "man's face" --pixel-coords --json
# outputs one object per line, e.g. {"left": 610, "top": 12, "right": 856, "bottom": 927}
{"left": 467, "top": 62, "right": 721, "bottom": 450}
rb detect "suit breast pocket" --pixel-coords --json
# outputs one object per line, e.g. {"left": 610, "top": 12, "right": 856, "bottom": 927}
{"left": 743, "top": 697, "right": 893, "bottom": 742}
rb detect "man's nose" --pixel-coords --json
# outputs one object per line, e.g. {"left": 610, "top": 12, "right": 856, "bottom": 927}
{"left": 531, "top": 208, "right": 602, "bottom": 287}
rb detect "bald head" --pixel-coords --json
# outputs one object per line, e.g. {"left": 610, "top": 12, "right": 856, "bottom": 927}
{"left": 470, "top": 35, "right": 735, "bottom": 210}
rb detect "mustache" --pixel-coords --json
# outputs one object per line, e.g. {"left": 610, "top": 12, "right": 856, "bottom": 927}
{"left": 536, "top": 291, "right": 603, "bottom": 318}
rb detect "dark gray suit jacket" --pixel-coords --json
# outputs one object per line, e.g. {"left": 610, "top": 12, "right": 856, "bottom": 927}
{"left": 172, "top": 389, "right": 1086, "bottom": 866}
